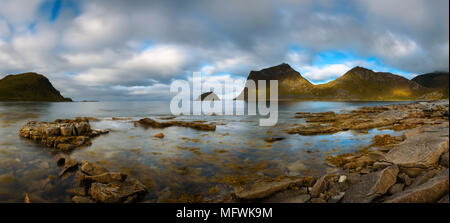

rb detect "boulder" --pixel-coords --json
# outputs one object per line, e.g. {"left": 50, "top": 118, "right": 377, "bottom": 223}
{"left": 58, "top": 157, "right": 79, "bottom": 177}
{"left": 234, "top": 178, "right": 303, "bottom": 200}
{"left": 384, "top": 169, "right": 449, "bottom": 203}
{"left": 310, "top": 176, "right": 328, "bottom": 198}
{"left": 80, "top": 172, "right": 127, "bottom": 186}
{"left": 153, "top": 133, "right": 164, "bottom": 138}
{"left": 342, "top": 165, "right": 399, "bottom": 203}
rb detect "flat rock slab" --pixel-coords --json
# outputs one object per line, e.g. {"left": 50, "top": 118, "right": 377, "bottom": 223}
{"left": 262, "top": 189, "right": 310, "bottom": 203}
{"left": 384, "top": 168, "right": 449, "bottom": 203}
{"left": 385, "top": 124, "right": 449, "bottom": 171}
{"left": 342, "top": 165, "right": 399, "bottom": 203}
{"left": 234, "top": 178, "right": 303, "bottom": 200}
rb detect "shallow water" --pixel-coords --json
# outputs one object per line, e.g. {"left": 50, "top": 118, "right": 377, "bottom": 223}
{"left": 0, "top": 100, "right": 411, "bottom": 202}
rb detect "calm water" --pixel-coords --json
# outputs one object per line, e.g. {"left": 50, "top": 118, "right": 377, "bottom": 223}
{"left": 0, "top": 100, "right": 411, "bottom": 202}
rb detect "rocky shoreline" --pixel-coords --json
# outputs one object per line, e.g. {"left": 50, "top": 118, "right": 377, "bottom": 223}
{"left": 232, "top": 100, "right": 449, "bottom": 203}
{"left": 16, "top": 100, "right": 449, "bottom": 203}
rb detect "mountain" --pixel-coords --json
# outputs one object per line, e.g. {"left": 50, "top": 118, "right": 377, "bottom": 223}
{"left": 196, "top": 91, "right": 220, "bottom": 101}
{"left": 236, "top": 64, "right": 441, "bottom": 101}
{"left": 411, "top": 72, "right": 449, "bottom": 99}
{"left": 0, "top": 72, "right": 72, "bottom": 102}
{"left": 235, "top": 63, "right": 314, "bottom": 100}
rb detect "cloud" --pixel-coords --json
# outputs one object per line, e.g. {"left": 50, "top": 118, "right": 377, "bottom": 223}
{"left": 0, "top": 0, "right": 448, "bottom": 100}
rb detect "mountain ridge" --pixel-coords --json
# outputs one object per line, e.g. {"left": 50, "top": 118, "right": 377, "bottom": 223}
{"left": 236, "top": 63, "right": 447, "bottom": 101}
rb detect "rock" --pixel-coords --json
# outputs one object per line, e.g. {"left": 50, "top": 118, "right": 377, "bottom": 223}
{"left": 373, "top": 161, "right": 392, "bottom": 170}
{"left": 347, "top": 173, "right": 361, "bottom": 184}
{"left": 80, "top": 161, "right": 109, "bottom": 176}
{"left": 440, "top": 152, "right": 449, "bottom": 168}
{"left": 234, "top": 178, "right": 303, "bottom": 200}
{"left": 384, "top": 168, "right": 449, "bottom": 203}
{"left": 328, "top": 192, "right": 345, "bottom": 203}
{"left": 18, "top": 118, "right": 108, "bottom": 152}
{"left": 24, "top": 193, "right": 30, "bottom": 203}
{"left": 88, "top": 177, "right": 147, "bottom": 203}
{"left": 310, "top": 176, "right": 328, "bottom": 198}
{"left": 438, "top": 194, "right": 449, "bottom": 203}
{"left": 310, "top": 198, "right": 326, "bottom": 203}
{"left": 385, "top": 124, "right": 449, "bottom": 175}
{"left": 72, "top": 196, "right": 96, "bottom": 203}
{"left": 367, "top": 151, "right": 387, "bottom": 162}
{"left": 55, "top": 154, "right": 66, "bottom": 166}
{"left": 136, "top": 118, "right": 216, "bottom": 131}
{"left": 80, "top": 172, "right": 127, "bottom": 186}
{"left": 398, "top": 173, "right": 412, "bottom": 186}
{"left": 342, "top": 165, "right": 399, "bottom": 203}
{"left": 58, "top": 157, "right": 79, "bottom": 177}
{"left": 338, "top": 175, "right": 347, "bottom": 183}
{"left": 408, "top": 169, "right": 440, "bottom": 188}
{"left": 67, "top": 187, "right": 87, "bottom": 196}
{"left": 153, "top": 133, "right": 164, "bottom": 138}
{"left": 388, "top": 183, "right": 405, "bottom": 195}
{"left": 263, "top": 189, "right": 310, "bottom": 203}
{"left": 264, "top": 137, "right": 285, "bottom": 143}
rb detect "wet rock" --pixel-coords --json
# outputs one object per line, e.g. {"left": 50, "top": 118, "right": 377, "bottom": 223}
{"left": 373, "top": 161, "right": 392, "bottom": 170}
{"left": 388, "top": 183, "right": 405, "bottom": 195}
{"left": 80, "top": 161, "right": 109, "bottom": 176}
{"left": 264, "top": 137, "right": 285, "bottom": 143}
{"left": 153, "top": 133, "right": 164, "bottom": 138}
{"left": 136, "top": 118, "right": 216, "bottom": 131}
{"left": 440, "top": 152, "right": 449, "bottom": 168}
{"left": 342, "top": 165, "right": 399, "bottom": 203}
{"left": 55, "top": 154, "right": 66, "bottom": 166}
{"left": 58, "top": 157, "right": 79, "bottom": 177}
{"left": 88, "top": 177, "right": 147, "bottom": 203}
{"left": 18, "top": 118, "right": 108, "bottom": 152}
{"left": 384, "top": 168, "right": 449, "bottom": 203}
{"left": 67, "top": 187, "right": 87, "bottom": 196}
{"left": 80, "top": 172, "right": 127, "bottom": 186}
{"left": 72, "top": 196, "right": 96, "bottom": 203}
{"left": 234, "top": 178, "right": 303, "bottom": 200}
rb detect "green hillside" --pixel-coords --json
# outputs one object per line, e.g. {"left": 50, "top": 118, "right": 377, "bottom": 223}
{"left": 0, "top": 72, "right": 72, "bottom": 102}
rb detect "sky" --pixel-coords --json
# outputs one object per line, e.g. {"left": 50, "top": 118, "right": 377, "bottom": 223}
{"left": 0, "top": 0, "right": 448, "bottom": 101}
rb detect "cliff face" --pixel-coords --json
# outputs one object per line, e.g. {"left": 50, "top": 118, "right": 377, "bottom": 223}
{"left": 236, "top": 64, "right": 442, "bottom": 101}
{"left": 0, "top": 72, "right": 72, "bottom": 102}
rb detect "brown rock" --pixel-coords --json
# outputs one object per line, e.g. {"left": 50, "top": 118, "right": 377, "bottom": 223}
{"left": 234, "top": 178, "right": 303, "bottom": 200}
{"left": 440, "top": 152, "right": 449, "bottom": 168}
{"left": 388, "top": 183, "right": 405, "bottom": 195}
{"left": 89, "top": 177, "right": 147, "bottom": 203}
{"left": 72, "top": 196, "right": 96, "bottom": 203}
{"left": 342, "top": 165, "right": 399, "bottom": 203}
{"left": 310, "top": 198, "right": 326, "bottom": 203}
{"left": 263, "top": 189, "right": 310, "bottom": 203}
{"left": 58, "top": 157, "right": 79, "bottom": 177}
{"left": 80, "top": 172, "right": 127, "bottom": 186}
{"left": 80, "top": 161, "right": 109, "bottom": 176}
{"left": 385, "top": 125, "right": 449, "bottom": 174}
{"left": 398, "top": 173, "right": 412, "bottom": 186}
{"left": 264, "top": 137, "right": 285, "bottom": 143}
{"left": 153, "top": 133, "right": 164, "bottom": 138}
{"left": 310, "top": 176, "right": 328, "bottom": 198}
{"left": 384, "top": 169, "right": 449, "bottom": 203}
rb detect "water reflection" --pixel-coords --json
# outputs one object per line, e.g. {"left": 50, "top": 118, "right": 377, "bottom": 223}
{"left": 0, "top": 100, "right": 410, "bottom": 202}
